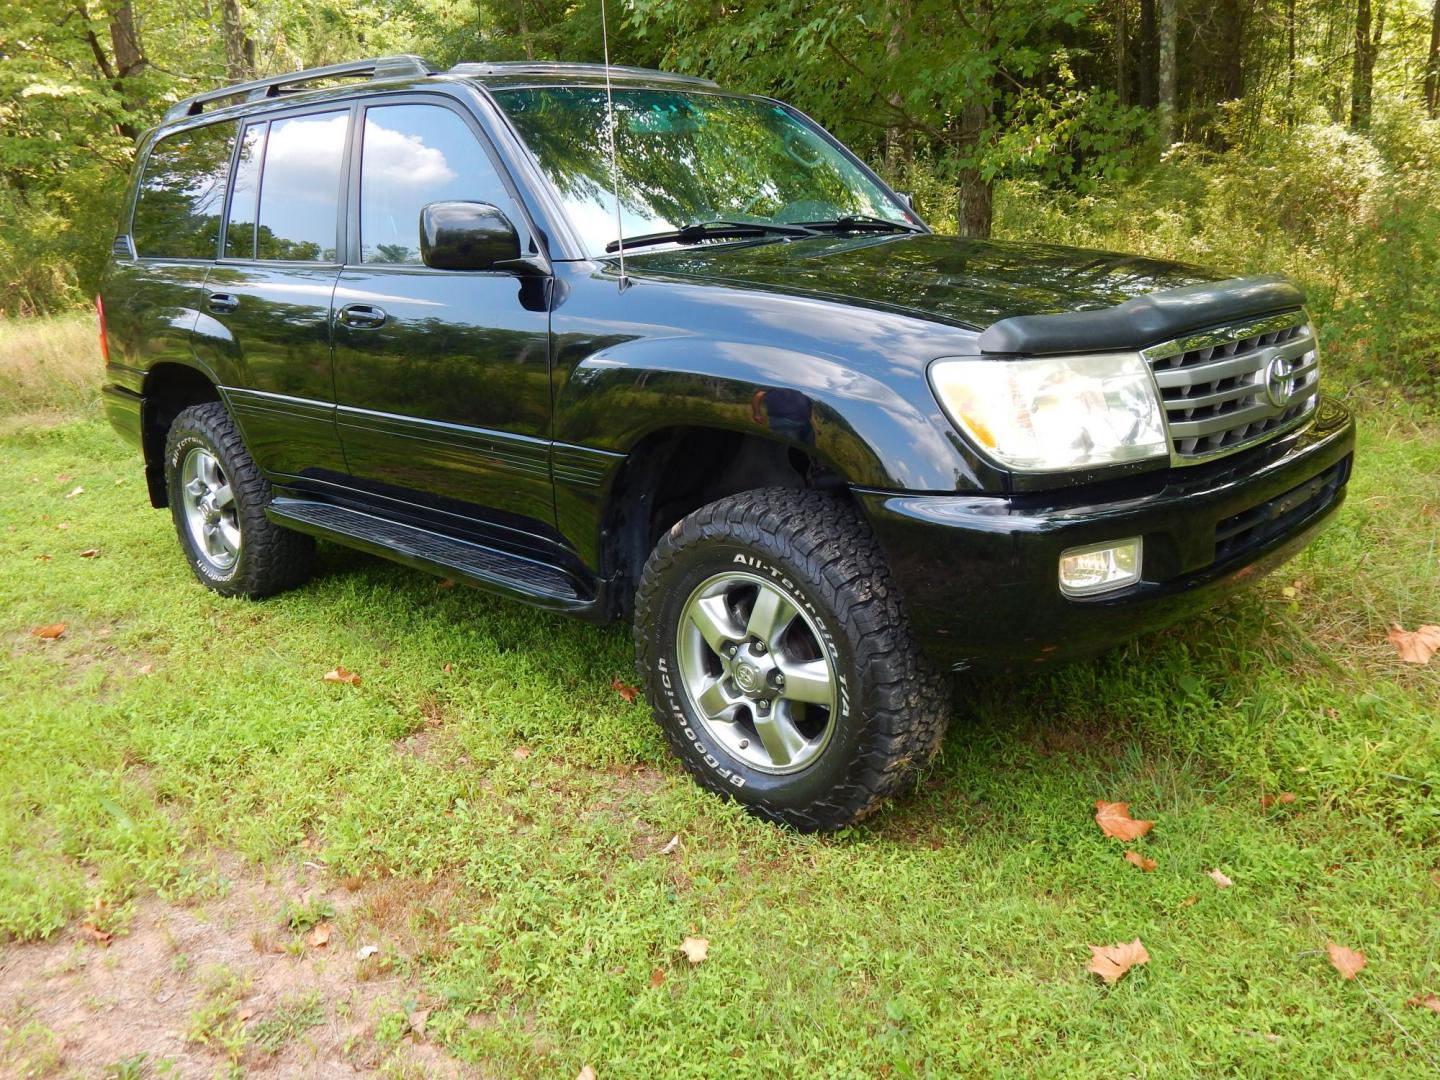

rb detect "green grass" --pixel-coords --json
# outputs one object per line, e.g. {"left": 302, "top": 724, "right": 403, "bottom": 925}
{"left": 1, "top": 400, "right": 1437, "bottom": 1076}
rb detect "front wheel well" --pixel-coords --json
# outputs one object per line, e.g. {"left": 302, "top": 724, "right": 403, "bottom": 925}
{"left": 601, "top": 426, "right": 850, "bottom": 619}
{"left": 141, "top": 364, "right": 222, "bottom": 507}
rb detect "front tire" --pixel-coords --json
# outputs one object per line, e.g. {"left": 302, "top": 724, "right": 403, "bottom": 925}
{"left": 165, "top": 402, "right": 314, "bottom": 599}
{"left": 633, "top": 488, "right": 950, "bottom": 831}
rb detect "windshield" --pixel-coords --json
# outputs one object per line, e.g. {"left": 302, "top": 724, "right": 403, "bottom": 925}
{"left": 493, "top": 86, "right": 917, "bottom": 257}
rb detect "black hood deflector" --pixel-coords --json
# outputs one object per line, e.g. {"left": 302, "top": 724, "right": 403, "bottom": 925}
{"left": 976, "top": 274, "right": 1307, "bottom": 356}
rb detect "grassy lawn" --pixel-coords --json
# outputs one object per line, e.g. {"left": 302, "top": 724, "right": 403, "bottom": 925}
{"left": 1, "top": 317, "right": 1437, "bottom": 1077}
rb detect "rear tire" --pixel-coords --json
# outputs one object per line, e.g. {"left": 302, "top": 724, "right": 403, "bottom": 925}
{"left": 633, "top": 488, "right": 950, "bottom": 831}
{"left": 165, "top": 402, "right": 314, "bottom": 599}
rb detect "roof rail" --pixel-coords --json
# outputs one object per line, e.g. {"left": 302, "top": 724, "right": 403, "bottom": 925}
{"left": 448, "top": 61, "right": 718, "bottom": 88}
{"left": 162, "top": 55, "right": 436, "bottom": 123}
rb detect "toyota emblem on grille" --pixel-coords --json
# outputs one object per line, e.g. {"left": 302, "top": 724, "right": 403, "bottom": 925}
{"left": 1263, "top": 353, "right": 1297, "bottom": 408}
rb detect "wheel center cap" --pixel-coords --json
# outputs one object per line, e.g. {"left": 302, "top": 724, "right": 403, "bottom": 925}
{"left": 733, "top": 661, "right": 763, "bottom": 695}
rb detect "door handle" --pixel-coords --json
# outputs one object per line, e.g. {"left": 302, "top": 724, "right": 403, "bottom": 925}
{"left": 206, "top": 292, "right": 239, "bottom": 314}
{"left": 338, "top": 303, "right": 387, "bottom": 329}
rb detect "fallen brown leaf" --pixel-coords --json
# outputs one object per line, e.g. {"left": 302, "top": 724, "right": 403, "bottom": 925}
{"left": 322, "top": 665, "right": 361, "bottom": 686}
{"left": 78, "top": 548, "right": 100, "bottom": 558}
{"left": 34, "top": 554, "right": 51, "bottom": 562}
{"left": 611, "top": 678, "right": 641, "bottom": 704}
{"left": 135, "top": 663, "right": 155, "bottom": 676}
{"left": 1208, "top": 868, "right": 1234, "bottom": 889}
{"left": 650, "top": 967, "right": 666, "bottom": 989}
{"left": 1178, "top": 894, "right": 1199, "bottom": 908}
{"left": 1406, "top": 994, "right": 1440, "bottom": 1013}
{"left": 1124, "top": 850, "right": 1157, "bottom": 872}
{"left": 80, "top": 922, "right": 113, "bottom": 946}
{"left": 1261, "top": 791, "right": 1297, "bottom": 808}
{"left": 56, "top": 473, "right": 71, "bottom": 483}
{"left": 57, "top": 521, "right": 71, "bottom": 530}
{"left": 680, "top": 936, "right": 709, "bottom": 964}
{"left": 1094, "top": 801, "right": 1154, "bottom": 842}
{"left": 236, "top": 1007, "right": 256, "bottom": 1022}
{"left": 1086, "top": 938, "right": 1149, "bottom": 984}
{"left": 577, "top": 1068, "right": 598, "bottom": 1080}
{"left": 442, "top": 662, "right": 453, "bottom": 674}
{"left": 1389, "top": 624, "right": 1440, "bottom": 665}
{"left": 307, "top": 922, "right": 331, "bottom": 948}
{"left": 407, "top": 1008, "right": 429, "bottom": 1038}
{"left": 512, "top": 746, "right": 532, "bottom": 761}
{"left": 30, "top": 623, "right": 66, "bottom": 640}
{"left": 658, "top": 834, "right": 680, "bottom": 856}
{"left": 63, "top": 485, "right": 84, "bottom": 499}
{"left": 437, "top": 578, "right": 456, "bottom": 589}
{"left": 1327, "top": 942, "right": 1366, "bottom": 980}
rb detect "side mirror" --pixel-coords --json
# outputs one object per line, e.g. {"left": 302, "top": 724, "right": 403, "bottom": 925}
{"left": 896, "top": 191, "right": 916, "bottom": 211}
{"left": 420, "top": 201, "right": 521, "bottom": 271}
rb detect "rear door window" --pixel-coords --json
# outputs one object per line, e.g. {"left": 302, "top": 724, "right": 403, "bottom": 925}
{"left": 131, "top": 121, "right": 236, "bottom": 259}
{"left": 254, "top": 111, "right": 348, "bottom": 262}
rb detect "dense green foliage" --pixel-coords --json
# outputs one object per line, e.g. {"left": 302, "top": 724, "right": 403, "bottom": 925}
{"left": 3, "top": 0, "right": 1438, "bottom": 385}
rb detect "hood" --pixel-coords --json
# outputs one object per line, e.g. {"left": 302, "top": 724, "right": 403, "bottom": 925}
{"left": 624, "top": 232, "right": 1222, "bottom": 331}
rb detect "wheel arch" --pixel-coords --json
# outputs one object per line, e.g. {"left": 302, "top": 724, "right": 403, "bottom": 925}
{"left": 139, "top": 361, "right": 224, "bottom": 507}
{"left": 591, "top": 422, "right": 854, "bottom": 621}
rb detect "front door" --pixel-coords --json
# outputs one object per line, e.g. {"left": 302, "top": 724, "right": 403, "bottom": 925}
{"left": 331, "top": 99, "right": 553, "bottom": 534}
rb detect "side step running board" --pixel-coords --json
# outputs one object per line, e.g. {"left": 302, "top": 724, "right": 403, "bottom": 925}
{"left": 266, "top": 498, "right": 594, "bottom": 611}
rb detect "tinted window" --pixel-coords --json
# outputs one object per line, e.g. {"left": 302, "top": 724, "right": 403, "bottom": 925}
{"left": 359, "top": 104, "right": 514, "bottom": 264}
{"left": 131, "top": 122, "right": 235, "bottom": 259}
{"left": 224, "top": 122, "right": 265, "bottom": 260}
{"left": 255, "top": 111, "right": 347, "bottom": 261}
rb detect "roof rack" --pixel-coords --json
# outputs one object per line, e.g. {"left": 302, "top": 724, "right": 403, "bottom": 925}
{"left": 162, "top": 55, "right": 436, "bottom": 123}
{"left": 448, "top": 61, "right": 718, "bottom": 88}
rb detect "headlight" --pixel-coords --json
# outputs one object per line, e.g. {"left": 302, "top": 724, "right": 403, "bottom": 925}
{"left": 930, "top": 353, "right": 1168, "bottom": 471}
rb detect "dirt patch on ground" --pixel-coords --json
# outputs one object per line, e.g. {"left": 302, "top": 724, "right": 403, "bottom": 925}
{"left": 0, "top": 857, "right": 476, "bottom": 1078}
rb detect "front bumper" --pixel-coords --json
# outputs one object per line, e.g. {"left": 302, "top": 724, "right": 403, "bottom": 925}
{"left": 857, "top": 398, "right": 1356, "bottom": 668}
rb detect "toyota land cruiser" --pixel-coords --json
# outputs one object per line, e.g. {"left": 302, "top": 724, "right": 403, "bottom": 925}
{"left": 100, "top": 55, "right": 1356, "bottom": 831}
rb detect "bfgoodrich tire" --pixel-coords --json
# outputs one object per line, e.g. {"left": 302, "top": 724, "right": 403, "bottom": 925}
{"left": 633, "top": 488, "right": 950, "bottom": 831}
{"left": 165, "top": 402, "right": 314, "bottom": 599}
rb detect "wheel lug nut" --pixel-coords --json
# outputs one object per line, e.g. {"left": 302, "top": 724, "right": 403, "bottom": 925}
{"left": 752, "top": 641, "right": 766, "bottom": 655}
{"left": 738, "top": 739, "right": 750, "bottom": 749}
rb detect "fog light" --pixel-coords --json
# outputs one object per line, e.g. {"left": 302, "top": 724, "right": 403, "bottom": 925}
{"left": 1058, "top": 538, "right": 1143, "bottom": 597}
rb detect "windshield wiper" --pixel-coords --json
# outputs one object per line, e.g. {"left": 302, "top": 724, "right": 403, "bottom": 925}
{"left": 793, "top": 215, "right": 923, "bottom": 234}
{"left": 605, "top": 220, "right": 817, "bottom": 254}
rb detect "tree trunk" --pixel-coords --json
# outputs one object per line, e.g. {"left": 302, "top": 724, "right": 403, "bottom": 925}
{"left": 1138, "top": 0, "right": 1157, "bottom": 107}
{"left": 884, "top": 1, "right": 913, "bottom": 171}
{"left": 1286, "top": 0, "right": 1296, "bottom": 105}
{"left": 103, "top": 1, "right": 144, "bottom": 140}
{"left": 1157, "top": 0, "right": 1177, "bottom": 143}
{"left": 954, "top": 99, "right": 992, "bottom": 238}
{"left": 1114, "top": 0, "right": 1130, "bottom": 107}
{"left": 1350, "top": 0, "right": 1374, "bottom": 129}
{"left": 220, "top": 0, "right": 254, "bottom": 82}
{"left": 1426, "top": 0, "right": 1440, "bottom": 117}
{"left": 517, "top": 0, "right": 533, "bottom": 60}
{"left": 1218, "top": 0, "right": 1245, "bottom": 102}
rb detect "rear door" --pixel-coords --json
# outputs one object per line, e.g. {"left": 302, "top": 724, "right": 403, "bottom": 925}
{"left": 104, "top": 119, "right": 234, "bottom": 376}
{"left": 193, "top": 108, "right": 352, "bottom": 481}
{"left": 330, "top": 98, "right": 554, "bottom": 532}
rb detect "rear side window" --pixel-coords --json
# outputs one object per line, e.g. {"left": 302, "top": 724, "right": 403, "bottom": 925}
{"left": 255, "top": 111, "right": 348, "bottom": 262}
{"left": 359, "top": 104, "right": 515, "bottom": 264}
{"left": 131, "top": 122, "right": 235, "bottom": 259}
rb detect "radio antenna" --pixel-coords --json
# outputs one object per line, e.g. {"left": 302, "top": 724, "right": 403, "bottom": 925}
{"left": 600, "top": 0, "right": 627, "bottom": 287}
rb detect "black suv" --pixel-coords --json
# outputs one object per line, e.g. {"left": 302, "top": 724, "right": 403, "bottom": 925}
{"left": 101, "top": 55, "right": 1355, "bottom": 830}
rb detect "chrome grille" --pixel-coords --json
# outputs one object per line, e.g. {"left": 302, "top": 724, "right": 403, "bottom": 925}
{"left": 1144, "top": 311, "right": 1319, "bottom": 464}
